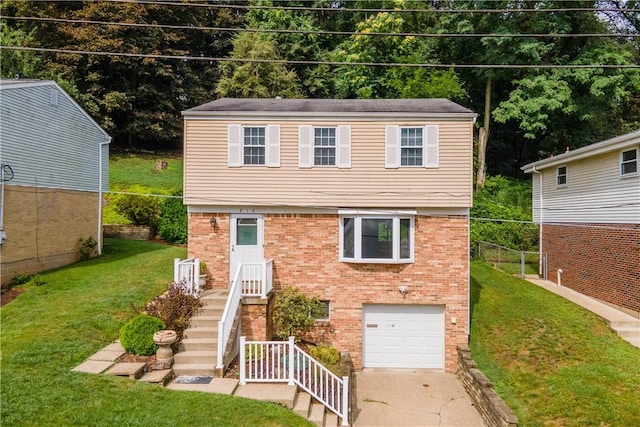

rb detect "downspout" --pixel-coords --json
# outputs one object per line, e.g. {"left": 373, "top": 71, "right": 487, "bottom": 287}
{"left": 532, "top": 166, "right": 543, "bottom": 278}
{"left": 98, "top": 138, "right": 111, "bottom": 255}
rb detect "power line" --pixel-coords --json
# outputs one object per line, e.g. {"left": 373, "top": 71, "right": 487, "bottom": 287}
{"left": 6, "top": 15, "right": 638, "bottom": 39}
{"left": 5, "top": 46, "right": 640, "bottom": 69}
{"left": 103, "top": 0, "right": 640, "bottom": 14}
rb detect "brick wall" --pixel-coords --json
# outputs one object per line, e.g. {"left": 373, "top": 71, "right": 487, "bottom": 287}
{"left": 189, "top": 212, "right": 469, "bottom": 373}
{"left": 1, "top": 185, "right": 99, "bottom": 285}
{"left": 543, "top": 223, "right": 640, "bottom": 316}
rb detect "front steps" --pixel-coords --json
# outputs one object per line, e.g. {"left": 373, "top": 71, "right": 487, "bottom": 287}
{"left": 609, "top": 320, "right": 640, "bottom": 347}
{"left": 172, "top": 290, "right": 227, "bottom": 377}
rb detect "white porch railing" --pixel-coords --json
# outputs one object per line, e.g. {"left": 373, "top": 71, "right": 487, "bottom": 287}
{"left": 216, "top": 259, "right": 274, "bottom": 370}
{"left": 241, "top": 259, "right": 273, "bottom": 298}
{"left": 173, "top": 257, "right": 200, "bottom": 296}
{"left": 239, "top": 336, "right": 349, "bottom": 426}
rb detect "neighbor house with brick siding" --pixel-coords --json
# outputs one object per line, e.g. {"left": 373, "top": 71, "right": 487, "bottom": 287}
{"left": 182, "top": 98, "right": 476, "bottom": 372}
{"left": 0, "top": 79, "right": 110, "bottom": 286}
{"left": 522, "top": 129, "right": 640, "bottom": 318}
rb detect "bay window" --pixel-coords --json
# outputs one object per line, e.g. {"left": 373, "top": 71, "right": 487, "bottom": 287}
{"left": 340, "top": 215, "right": 414, "bottom": 263}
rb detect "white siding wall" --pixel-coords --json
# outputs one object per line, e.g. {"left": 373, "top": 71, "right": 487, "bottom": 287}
{"left": 0, "top": 84, "right": 109, "bottom": 192}
{"left": 537, "top": 150, "right": 640, "bottom": 224}
{"left": 183, "top": 119, "right": 474, "bottom": 208}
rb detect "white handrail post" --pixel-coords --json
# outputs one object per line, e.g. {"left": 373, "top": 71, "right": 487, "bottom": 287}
{"left": 216, "top": 320, "right": 224, "bottom": 369}
{"left": 239, "top": 336, "right": 246, "bottom": 385}
{"left": 287, "top": 336, "right": 295, "bottom": 386}
{"left": 261, "top": 260, "right": 267, "bottom": 298}
{"left": 173, "top": 258, "right": 180, "bottom": 283}
{"left": 341, "top": 376, "right": 349, "bottom": 426}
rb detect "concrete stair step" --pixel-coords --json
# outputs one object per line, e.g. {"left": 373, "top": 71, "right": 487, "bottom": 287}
{"left": 609, "top": 320, "right": 640, "bottom": 329}
{"left": 234, "top": 383, "right": 298, "bottom": 409}
{"left": 189, "top": 316, "right": 221, "bottom": 328}
{"left": 179, "top": 338, "right": 217, "bottom": 351}
{"left": 172, "top": 363, "right": 217, "bottom": 377}
{"left": 323, "top": 412, "right": 339, "bottom": 427}
{"left": 174, "top": 350, "right": 216, "bottom": 365}
{"left": 293, "top": 391, "right": 311, "bottom": 417}
{"left": 183, "top": 327, "right": 218, "bottom": 339}
{"left": 197, "top": 307, "right": 224, "bottom": 317}
{"left": 308, "top": 403, "right": 325, "bottom": 427}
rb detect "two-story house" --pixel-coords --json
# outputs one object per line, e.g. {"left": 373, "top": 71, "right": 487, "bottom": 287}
{"left": 0, "top": 79, "right": 110, "bottom": 286}
{"left": 522, "top": 129, "right": 640, "bottom": 318}
{"left": 182, "top": 98, "right": 476, "bottom": 372}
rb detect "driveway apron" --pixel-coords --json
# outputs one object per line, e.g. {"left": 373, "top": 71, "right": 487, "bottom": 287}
{"left": 353, "top": 369, "right": 485, "bottom": 427}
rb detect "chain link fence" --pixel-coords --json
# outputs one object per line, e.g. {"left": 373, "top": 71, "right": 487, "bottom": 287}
{"left": 477, "top": 241, "right": 546, "bottom": 279}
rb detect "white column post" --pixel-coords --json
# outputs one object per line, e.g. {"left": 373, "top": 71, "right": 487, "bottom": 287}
{"left": 341, "top": 376, "right": 349, "bottom": 426}
{"left": 261, "top": 260, "right": 267, "bottom": 298}
{"left": 239, "top": 336, "right": 246, "bottom": 385}
{"left": 288, "top": 336, "right": 295, "bottom": 385}
{"left": 173, "top": 258, "right": 180, "bottom": 283}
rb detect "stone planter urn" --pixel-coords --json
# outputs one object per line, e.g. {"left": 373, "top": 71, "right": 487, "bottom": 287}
{"left": 153, "top": 330, "right": 177, "bottom": 369}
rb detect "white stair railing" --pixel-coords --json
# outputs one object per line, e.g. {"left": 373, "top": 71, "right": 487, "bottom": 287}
{"left": 239, "top": 336, "right": 349, "bottom": 426}
{"left": 217, "top": 265, "right": 243, "bottom": 370}
{"left": 240, "top": 259, "right": 273, "bottom": 298}
{"left": 173, "top": 257, "right": 200, "bottom": 296}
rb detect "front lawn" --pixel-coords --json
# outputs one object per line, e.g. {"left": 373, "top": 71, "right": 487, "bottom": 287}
{"left": 0, "top": 238, "right": 310, "bottom": 427}
{"left": 470, "top": 261, "right": 640, "bottom": 426}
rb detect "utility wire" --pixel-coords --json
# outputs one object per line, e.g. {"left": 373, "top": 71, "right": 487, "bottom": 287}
{"left": 6, "top": 16, "right": 638, "bottom": 38}
{"left": 102, "top": 0, "right": 640, "bottom": 14}
{"left": 4, "top": 46, "right": 640, "bottom": 69}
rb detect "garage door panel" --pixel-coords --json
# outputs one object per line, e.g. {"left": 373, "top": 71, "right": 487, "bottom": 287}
{"left": 363, "top": 304, "right": 444, "bottom": 369}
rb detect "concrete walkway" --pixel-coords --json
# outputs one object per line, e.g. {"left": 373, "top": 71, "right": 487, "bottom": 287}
{"left": 526, "top": 278, "right": 640, "bottom": 348}
{"left": 353, "top": 369, "right": 485, "bottom": 427}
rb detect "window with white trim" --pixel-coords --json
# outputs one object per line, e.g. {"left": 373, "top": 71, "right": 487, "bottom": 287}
{"left": 385, "top": 125, "right": 439, "bottom": 168}
{"left": 401, "top": 127, "right": 423, "bottom": 166}
{"left": 340, "top": 215, "right": 414, "bottom": 263}
{"left": 314, "top": 127, "right": 336, "bottom": 166}
{"left": 299, "top": 125, "right": 351, "bottom": 168}
{"left": 228, "top": 124, "right": 280, "bottom": 167}
{"left": 556, "top": 165, "right": 567, "bottom": 186}
{"left": 621, "top": 148, "right": 638, "bottom": 176}
{"left": 243, "top": 127, "right": 265, "bottom": 165}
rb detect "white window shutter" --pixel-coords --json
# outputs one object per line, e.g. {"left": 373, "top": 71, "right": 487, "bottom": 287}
{"left": 424, "top": 125, "right": 439, "bottom": 168}
{"left": 298, "top": 125, "right": 313, "bottom": 168}
{"left": 337, "top": 125, "right": 351, "bottom": 169}
{"left": 385, "top": 125, "right": 400, "bottom": 168}
{"left": 228, "top": 124, "right": 242, "bottom": 167}
{"left": 266, "top": 125, "right": 280, "bottom": 167}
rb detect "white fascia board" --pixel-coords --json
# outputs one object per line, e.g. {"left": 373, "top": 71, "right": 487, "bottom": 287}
{"left": 187, "top": 205, "right": 338, "bottom": 214}
{"left": 522, "top": 129, "right": 640, "bottom": 173}
{"left": 182, "top": 111, "right": 477, "bottom": 122}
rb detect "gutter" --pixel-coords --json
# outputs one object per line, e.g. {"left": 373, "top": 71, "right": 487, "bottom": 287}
{"left": 98, "top": 138, "right": 111, "bottom": 255}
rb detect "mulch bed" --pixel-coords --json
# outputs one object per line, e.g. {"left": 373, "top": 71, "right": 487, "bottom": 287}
{"left": 0, "top": 288, "right": 24, "bottom": 307}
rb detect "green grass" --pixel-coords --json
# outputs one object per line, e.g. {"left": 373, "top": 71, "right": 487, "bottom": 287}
{"left": 470, "top": 261, "right": 640, "bottom": 427}
{"left": 105, "top": 154, "right": 184, "bottom": 224}
{"left": 1, "top": 238, "right": 311, "bottom": 427}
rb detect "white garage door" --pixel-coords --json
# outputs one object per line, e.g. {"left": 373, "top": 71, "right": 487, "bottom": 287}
{"left": 363, "top": 305, "right": 444, "bottom": 369}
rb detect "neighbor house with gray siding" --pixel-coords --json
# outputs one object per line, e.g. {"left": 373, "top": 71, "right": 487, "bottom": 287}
{"left": 182, "top": 98, "right": 476, "bottom": 373}
{"left": 0, "top": 79, "right": 110, "bottom": 285}
{"left": 522, "top": 129, "right": 640, "bottom": 317}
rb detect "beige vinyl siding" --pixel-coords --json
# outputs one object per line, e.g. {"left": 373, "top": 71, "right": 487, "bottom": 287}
{"left": 184, "top": 119, "right": 473, "bottom": 208}
{"left": 539, "top": 150, "right": 640, "bottom": 224}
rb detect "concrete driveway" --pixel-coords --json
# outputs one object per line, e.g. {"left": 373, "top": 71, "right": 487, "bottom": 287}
{"left": 353, "top": 369, "right": 485, "bottom": 427}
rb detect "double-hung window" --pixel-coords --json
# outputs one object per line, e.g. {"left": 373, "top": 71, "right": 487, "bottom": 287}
{"left": 227, "top": 124, "right": 280, "bottom": 167}
{"left": 400, "top": 127, "right": 423, "bottom": 166}
{"left": 340, "top": 214, "right": 414, "bottom": 263}
{"left": 556, "top": 165, "right": 568, "bottom": 186}
{"left": 243, "top": 127, "right": 265, "bottom": 165}
{"left": 299, "top": 125, "right": 351, "bottom": 168}
{"left": 314, "top": 127, "right": 336, "bottom": 166}
{"left": 385, "top": 125, "right": 438, "bottom": 168}
{"left": 621, "top": 148, "right": 638, "bottom": 176}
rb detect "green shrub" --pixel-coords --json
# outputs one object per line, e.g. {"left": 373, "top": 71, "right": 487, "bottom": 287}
{"left": 157, "top": 191, "right": 187, "bottom": 244}
{"left": 78, "top": 236, "right": 98, "bottom": 260}
{"left": 272, "top": 287, "right": 327, "bottom": 340}
{"left": 119, "top": 314, "right": 165, "bottom": 356}
{"left": 7, "top": 274, "right": 32, "bottom": 289}
{"left": 309, "top": 344, "right": 342, "bottom": 375}
{"left": 145, "top": 281, "right": 202, "bottom": 339}
{"left": 113, "top": 194, "right": 161, "bottom": 229}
